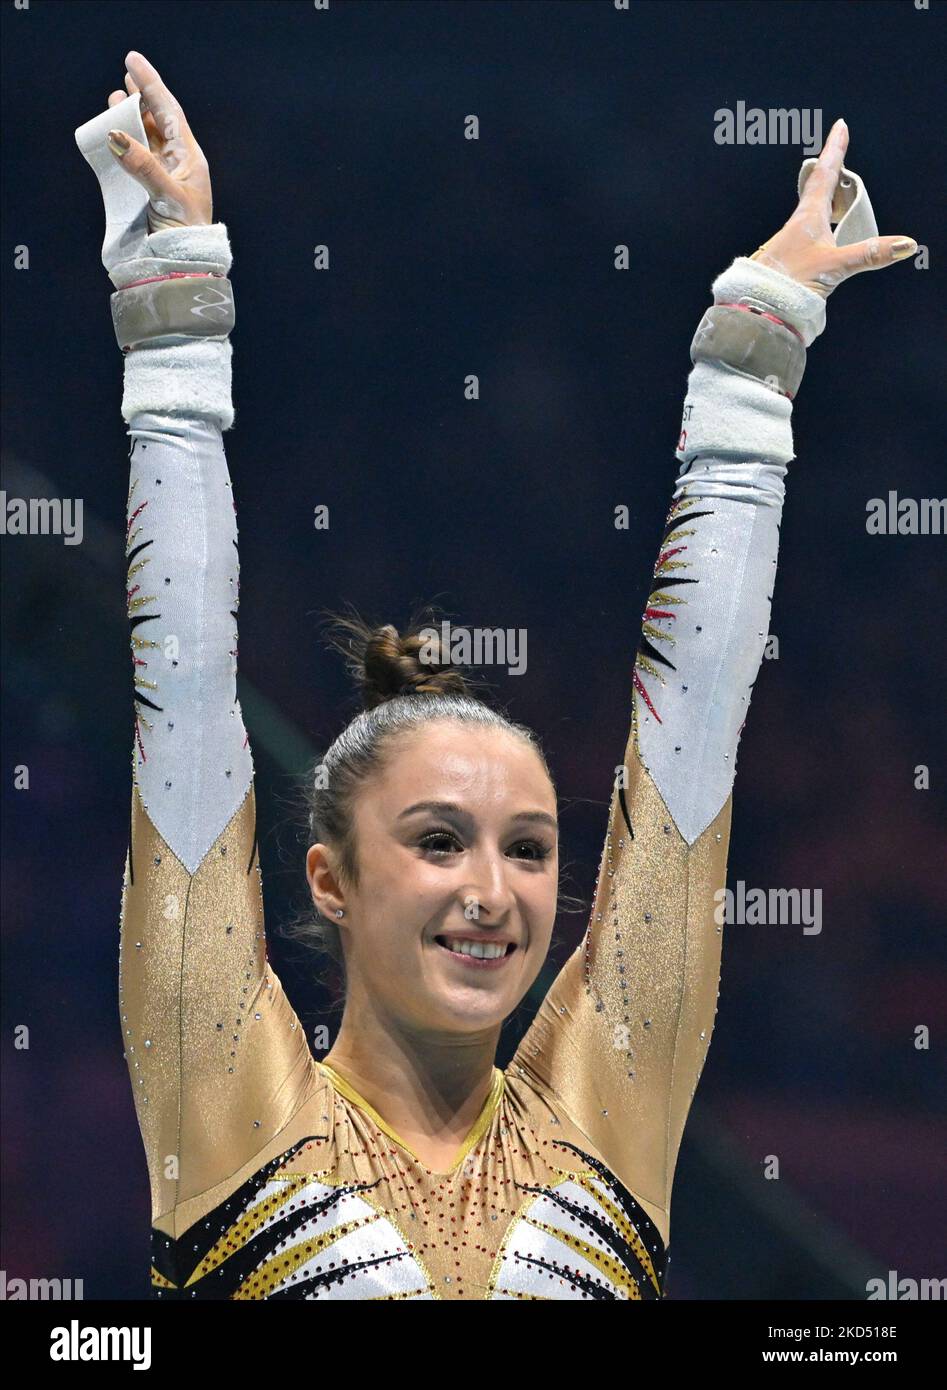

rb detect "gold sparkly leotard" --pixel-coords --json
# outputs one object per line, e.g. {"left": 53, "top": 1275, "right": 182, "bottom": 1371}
{"left": 117, "top": 224, "right": 819, "bottom": 1300}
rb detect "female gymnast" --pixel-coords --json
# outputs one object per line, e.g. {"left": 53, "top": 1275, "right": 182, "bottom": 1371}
{"left": 87, "top": 51, "right": 915, "bottom": 1300}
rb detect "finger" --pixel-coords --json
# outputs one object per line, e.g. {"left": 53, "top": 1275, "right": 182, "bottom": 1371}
{"left": 105, "top": 127, "right": 183, "bottom": 213}
{"left": 828, "top": 235, "right": 919, "bottom": 279}
{"left": 802, "top": 118, "right": 849, "bottom": 217}
{"left": 115, "top": 77, "right": 162, "bottom": 149}
{"left": 109, "top": 97, "right": 160, "bottom": 153}
{"left": 124, "top": 50, "right": 191, "bottom": 147}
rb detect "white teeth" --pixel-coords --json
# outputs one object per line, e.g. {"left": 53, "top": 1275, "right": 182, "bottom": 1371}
{"left": 441, "top": 938, "right": 507, "bottom": 960}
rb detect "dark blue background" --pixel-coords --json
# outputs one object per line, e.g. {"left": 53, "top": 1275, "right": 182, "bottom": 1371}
{"left": 2, "top": 0, "right": 944, "bottom": 1299}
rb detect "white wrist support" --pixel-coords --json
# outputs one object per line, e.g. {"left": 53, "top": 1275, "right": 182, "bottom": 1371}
{"left": 75, "top": 93, "right": 235, "bottom": 430}
{"left": 120, "top": 335, "right": 235, "bottom": 430}
{"left": 675, "top": 254, "right": 831, "bottom": 467}
{"left": 675, "top": 358, "right": 794, "bottom": 466}
{"left": 711, "top": 256, "right": 828, "bottom": 348}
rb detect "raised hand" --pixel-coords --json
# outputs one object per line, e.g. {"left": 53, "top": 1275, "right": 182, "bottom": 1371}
{"left": 106, "top": 50, "right": 213, "bottom": 232}
{"left": 750, "top": 119, "right": 917, "bottom": 296}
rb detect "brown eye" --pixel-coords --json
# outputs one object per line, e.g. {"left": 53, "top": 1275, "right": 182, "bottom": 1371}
{"left": 508, "top": 840, "right": 551, "bottom": 861}
{"left": 418, "top": 829, "right": 462, "bottom": 856}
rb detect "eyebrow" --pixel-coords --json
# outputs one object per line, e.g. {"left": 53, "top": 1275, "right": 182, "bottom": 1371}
{"left": 397, "top": 799, "right": 558, "bottom": 832}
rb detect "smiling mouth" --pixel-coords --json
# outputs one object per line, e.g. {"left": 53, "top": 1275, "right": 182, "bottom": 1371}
{"left": 433, "top": 936, "right": 517, "bottom": 967}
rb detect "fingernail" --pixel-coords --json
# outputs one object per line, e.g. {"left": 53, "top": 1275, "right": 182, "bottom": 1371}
{"left": 107, "top": 129, "right": 130, "bottom": 157}
{"left": 891, "top": 238, "right": 918, "bottom": 261}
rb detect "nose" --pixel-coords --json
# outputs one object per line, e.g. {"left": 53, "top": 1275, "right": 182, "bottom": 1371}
{"left": 461, "top": 843, "right": 516, "bottom": 921}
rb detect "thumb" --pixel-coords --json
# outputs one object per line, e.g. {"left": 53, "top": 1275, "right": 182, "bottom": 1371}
{"left": 833, "top": 235, "right": 919, "bottom": 278}
{"left": 106, "top": 128, "right": 181, "bottom": 213}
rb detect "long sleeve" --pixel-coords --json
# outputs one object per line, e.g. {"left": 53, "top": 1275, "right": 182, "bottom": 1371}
{"left": 509, "top": 258, "right": 828, "bottom": 1252}
{"left": 116, "top": 226, "right": 315, "bottom": 1237}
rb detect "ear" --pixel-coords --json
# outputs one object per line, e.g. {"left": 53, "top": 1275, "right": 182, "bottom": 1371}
{"left": 306, "top": 842, "right": 345, "bottom": 919}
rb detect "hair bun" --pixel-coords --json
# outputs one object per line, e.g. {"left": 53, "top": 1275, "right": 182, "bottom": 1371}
{"left": 322, "top": 609, "right": 474, "bottom": 711}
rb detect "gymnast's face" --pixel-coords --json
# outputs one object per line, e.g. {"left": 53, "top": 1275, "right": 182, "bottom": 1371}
{"left": 326, "top": 721, "right": 558, "bottom": 1035}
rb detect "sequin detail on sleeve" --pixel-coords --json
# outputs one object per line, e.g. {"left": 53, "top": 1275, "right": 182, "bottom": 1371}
{"left": 125, "top": 461, "right": 162, "bottom": 763}
{"left": 632, "top": 487, "right": 714, "bottom": 756}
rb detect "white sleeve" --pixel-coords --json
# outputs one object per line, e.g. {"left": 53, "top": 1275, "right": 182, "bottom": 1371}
{"left": 633, "top": 258, "right": 828, "bottom": 844}
{"left": 120, "top": 222, "right": 251, "bottom": 873}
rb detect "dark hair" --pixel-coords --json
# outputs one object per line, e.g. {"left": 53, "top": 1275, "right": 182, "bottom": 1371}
{"left": 283, "top": 605, "right": 558, "bottom": 987}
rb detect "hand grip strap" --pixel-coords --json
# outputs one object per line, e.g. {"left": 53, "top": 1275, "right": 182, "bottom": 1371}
{"left": 797, "top": 158, "right": 879, "bottom": 247}
{"left": 75, "top": 92, "right": 152, "bottom": 274}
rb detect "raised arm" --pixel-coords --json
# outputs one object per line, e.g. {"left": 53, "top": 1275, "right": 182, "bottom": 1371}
{"left": 78, "top": 53, "right": 315, "bottom": 1238}
{"left": 509, "top": 121, "right": 916, "bottom": 1256}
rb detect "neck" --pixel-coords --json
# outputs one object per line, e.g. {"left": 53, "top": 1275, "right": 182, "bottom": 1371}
{"left": 320, "top": 989, "right": 502, "bottom": 1163}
